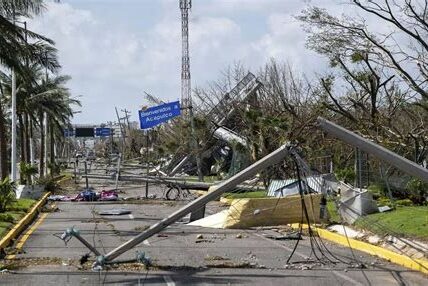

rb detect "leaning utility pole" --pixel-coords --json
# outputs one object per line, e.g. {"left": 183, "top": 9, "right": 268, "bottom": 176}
{"left": 179, "top": 0, "right": 203, "bottom": 181}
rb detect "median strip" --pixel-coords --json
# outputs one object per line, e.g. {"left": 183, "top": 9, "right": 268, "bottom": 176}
{"left": 0, "top": 192, "right": 51, "bottom": 256}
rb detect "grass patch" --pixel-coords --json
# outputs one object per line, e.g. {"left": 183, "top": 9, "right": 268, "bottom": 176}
{"left": 327, "top": 200, "right": 341, "bottom": 224}
{"left": 354, "top": 206, "right": 428, "bottom": 240}
{"left": 0, "top": 198, "right": 36, "bottom": 240}
{"left": 7, "top": 198, "right": 35, "bottom": 212}
{"left": 0, "top": 221, "right": 12, "bottom": 238}
{"left": 223, "top": 191, "right": 267, "bottom": 199}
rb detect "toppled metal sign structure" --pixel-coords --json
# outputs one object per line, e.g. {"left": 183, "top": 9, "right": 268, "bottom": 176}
{"left": 166, "top": 72, "right": 261, "bottom": 177}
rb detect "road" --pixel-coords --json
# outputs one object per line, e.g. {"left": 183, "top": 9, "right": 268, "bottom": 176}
{"left": 0, "top": 180, "right": 427, "bottom": 285}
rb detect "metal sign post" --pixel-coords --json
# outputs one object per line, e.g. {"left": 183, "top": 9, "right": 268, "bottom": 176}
{"left": 145, "top": 130, "right": 149, "bottom": 198}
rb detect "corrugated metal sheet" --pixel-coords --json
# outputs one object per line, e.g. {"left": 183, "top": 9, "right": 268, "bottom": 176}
{"left": 267, "top": 176, "right": 325, "bottom": 197}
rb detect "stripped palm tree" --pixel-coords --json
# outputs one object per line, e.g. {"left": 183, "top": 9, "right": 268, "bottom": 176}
{"left": 0, "top": 0, "right": 60, "bottom": 179}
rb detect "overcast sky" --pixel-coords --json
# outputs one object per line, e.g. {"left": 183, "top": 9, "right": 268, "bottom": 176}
{"left": 27, "top": 0, "right": 351, "bottom": 124}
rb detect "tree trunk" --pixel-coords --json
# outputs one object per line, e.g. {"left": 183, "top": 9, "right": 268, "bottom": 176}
{"left": 0, "top": 103, "right": 8, "bottom": 179}
{"left": 39, "top": 112, "right": 45, "bottom": 178}
{"left": 24, "top": 113, "right": 30, "bottom": 164}
{"left": 18, "top": 113, "right": 25, "bottom": 183}
{"left": 50, "top": 119, "right": 55, "bottom": 175}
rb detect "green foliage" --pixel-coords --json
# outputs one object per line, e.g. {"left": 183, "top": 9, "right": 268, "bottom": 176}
{"left": 406, "top": 178, "right": 428, "bottom": 205}
{"left": 0, "top": 213, "right": 14, "bottom": 223}
{"left": 0, "top": 178, "right": 16, "bottom": 212}
{"left": 35, "top": 176, "right": 59, "bottom": 193}
{"left": 335, "top": 167, "right": 355, "bottom": 184}
{"left": 395, "top": 199, "right": 413, "bottom": 207}
{"left": 327, "top": 200, "right": 340, "bottom": 224}
{"left": 7, "top": 198, "right": 35, "bottom": 212}
{"left": 350, "top": 51, "right": 365, "bottom": 63}
{"left": 377, "top": 197, "right": 393, "bottom": 207}
{"left": 367, "top": 184, "right": 385, "bottom": 200}
{"left": 48, "top": 162, "right": 61, "bottom": 176}
{"left": 19, "top": 162, "right": 38, "bottom": 185}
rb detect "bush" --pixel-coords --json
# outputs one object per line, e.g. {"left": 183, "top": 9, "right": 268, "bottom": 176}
{"left": 395, "top": 199, "right": 414, "bottom": 207}
{"left": 19, "top": 162, "right": 38, "bottom": 185}
{"left": 377, "top": 197, "right": 392, "bottom": 206}
{"left": 368, "top": 184, "right": 385, "bottom": 200}
{"left": 335, "top": 167, "right": 355, "bottom": 184}
{"left": 406, "top": 178, "right": 428, "bottom": 205}
{"left": 0, "top": 178, "right": 16, "bottom": 212}
{"left": 0, "top": 213, "right": 14, "bottom": 223}
{"left": 35, "top": 176, "right": 60, "bottom": 193}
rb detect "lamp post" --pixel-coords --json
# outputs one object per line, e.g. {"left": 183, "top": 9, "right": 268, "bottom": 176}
{"left": 10, "top": 67, "right": 17, "bottom": 181}
{"left": 10, "top": 20, "right": 27, "bottom": 182}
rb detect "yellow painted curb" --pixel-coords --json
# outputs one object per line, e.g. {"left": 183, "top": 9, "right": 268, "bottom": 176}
{"left": 293, "top": 224, "right": 428, "bottom": 275}
{"left": 0, "top": 192, "right": 51, "bottom": 252}
{"left": 219, "top": 197, "right": 234, "bottom": 205}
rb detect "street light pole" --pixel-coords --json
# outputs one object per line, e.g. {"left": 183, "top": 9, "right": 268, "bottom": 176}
{"left": 44, "top": 52, "right": 48, "bottom": 176}
{"left": 10, "top": 19, "right": 27, "bottom": 182}
{"left": 10, "top": 68, "right": 17, "bottom": 181}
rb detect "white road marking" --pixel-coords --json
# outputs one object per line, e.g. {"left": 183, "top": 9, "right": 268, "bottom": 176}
{"left": 129, "top": 214, "right": 135, "bottom": 219}
{"left": 163, "top": 275, "right": 176, "bottom": 286}
{"left": 143, "top": 239, "right": 151, "bottom": 246}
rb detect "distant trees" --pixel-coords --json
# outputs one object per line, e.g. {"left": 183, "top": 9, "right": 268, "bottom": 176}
{"left": 298, "top": 0, "right": 428, "bottom": 164}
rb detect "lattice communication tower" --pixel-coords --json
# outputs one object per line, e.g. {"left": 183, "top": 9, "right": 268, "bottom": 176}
{"left": 179, "top": 0, "right": 192, "bottom": 119}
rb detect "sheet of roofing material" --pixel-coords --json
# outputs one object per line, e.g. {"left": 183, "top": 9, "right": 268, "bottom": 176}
{"left": 189, "top": 194, "right": 323, "bottom": 229}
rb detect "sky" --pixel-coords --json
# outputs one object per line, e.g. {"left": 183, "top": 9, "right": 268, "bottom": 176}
{"left": 27, "top": 0, "right": 352, "bottom": 124}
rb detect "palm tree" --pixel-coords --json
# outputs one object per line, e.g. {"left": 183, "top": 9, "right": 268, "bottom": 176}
{"left": 0, "top": 0, "right": 61, "bottom": 179}
{"left": 0, "top": 64, "right": 81, "bottom": 178}
{"left": 28, "top": 73, "right": 80, "bottom": 176}
{"left": 0, "top": 0, "right": 59, "bottom": 73}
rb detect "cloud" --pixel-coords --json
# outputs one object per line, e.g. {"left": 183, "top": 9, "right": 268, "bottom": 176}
{"left": 26, "top": 0, "right": 351, "bottom": 124}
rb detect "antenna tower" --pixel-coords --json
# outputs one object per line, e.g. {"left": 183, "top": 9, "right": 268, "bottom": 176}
{"left": 179, "top": 0, "right": 192, "bottom": 118}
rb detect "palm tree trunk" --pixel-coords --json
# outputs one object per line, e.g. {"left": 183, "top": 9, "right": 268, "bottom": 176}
{"left": 29, "top": 119, "right": 34, "bottom": 164}
{"left": 18, "top": 113, "right": 25, "bottom": 183}
{"left": 50, "top": 120, "right": 55, "bottom": 175}
{"left": 24, "top": 113, "right": 30, "bottom": 164}
{"left": 0, "top": 103, "right": 8, "bottom": 179}
{"left": 39, "top": 112, "right": 45, "bottom": 177}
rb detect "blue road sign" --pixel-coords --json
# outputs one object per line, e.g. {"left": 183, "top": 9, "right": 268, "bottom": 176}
{"left": 64, "top": 129, "right": 75, "bottom": 137}
{"left": 139, "top": 101, "right": 181, "bottom": 129}
{"left": 95, "top": 127, "right": 112, "bottom": 137}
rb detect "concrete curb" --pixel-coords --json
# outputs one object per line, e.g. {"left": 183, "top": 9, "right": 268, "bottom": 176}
{"left": 292, "top": 224, "right": 428, "bottom": 274}
{"left": 0, "top": 192, "right": 51, "bottom": 253}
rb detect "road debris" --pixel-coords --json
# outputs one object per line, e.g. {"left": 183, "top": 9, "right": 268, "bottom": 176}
{"left": 263, "top": 232, "right": 301, "bottom": 240}
{"left": 48, "top": 189, "right": 119, "bottom": 202}
{"left": 98, "top": 208, "right": 132, "bottom": 215}
{"left": 196, "top": 234, "right": 204, "bottom": 239}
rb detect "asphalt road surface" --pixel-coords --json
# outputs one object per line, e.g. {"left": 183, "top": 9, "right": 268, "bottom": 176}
{"left": 0, "top": 181, "right": 427, "bottom": 285}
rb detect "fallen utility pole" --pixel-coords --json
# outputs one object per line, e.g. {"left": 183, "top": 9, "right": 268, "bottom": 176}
{"left": 81, "top": 173, "right": 261, "bottom": 192}
{"left": 99, "top": 143, "right": 290, "bottom": 264}
{"left": 318, "top": 117, "right": 428, "bottom": 184}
